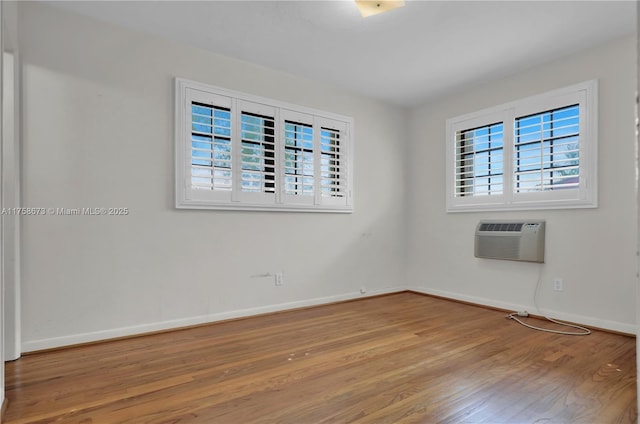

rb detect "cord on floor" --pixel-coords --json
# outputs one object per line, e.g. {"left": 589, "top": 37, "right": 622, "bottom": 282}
{"left": 506, "top": 312, "right": 591, "bottom": 336}
{"left": 505, "top": 265, "right": 591, "bottom": 336}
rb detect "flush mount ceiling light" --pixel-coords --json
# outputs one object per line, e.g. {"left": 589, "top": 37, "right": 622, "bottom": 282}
{"left": 355, "top": 0, "right": 405, "bottom": 18}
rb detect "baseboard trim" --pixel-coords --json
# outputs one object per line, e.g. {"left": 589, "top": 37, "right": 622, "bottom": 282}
{"left": 22, "top": 285, "right": 635, "bottom": 353}
{"left": 21, "top": 286, "right": 406, "bottom": 353}
{"left": 410, "top": 286, "right": 636, "bottom": 336}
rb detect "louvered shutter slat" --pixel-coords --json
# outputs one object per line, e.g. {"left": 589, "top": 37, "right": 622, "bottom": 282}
{"left": 284, "top": 121, "right": 314, "bottom": 196}
{"left": 240, "top": 111, "right": 276, "bottom": 194}
{"left": 190, "top": 102, "right": 232, "bottom": 192}
{"left": 320, "top": 127, "right": 345, "bottom": 198}
{"left": 514, "top": 104, "right": 580, "bottom": 193}
{"left": 454, "top": 122, "right": 504, "bottom": 197}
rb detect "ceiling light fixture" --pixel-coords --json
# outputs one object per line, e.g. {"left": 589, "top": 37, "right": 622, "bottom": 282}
{"left": 355, "top": 0, "right": 405, "bottom": 18}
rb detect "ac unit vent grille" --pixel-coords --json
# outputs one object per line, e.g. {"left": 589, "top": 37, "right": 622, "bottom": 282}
{"left": 475, "top": 220, "right": 545, "bottom": 263}
{"left": 479, "top": 223, "right": 524, "bottom": 232}
{"left": 477, "top": 236, "right": 521, "bottom": 260}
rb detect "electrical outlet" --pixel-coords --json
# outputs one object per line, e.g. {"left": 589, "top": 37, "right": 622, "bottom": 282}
{"left": 275, "top": 272, "right": 283, "bottom": 286}
{"left": 553, "top": 277, "right": 564, "bottom": 292}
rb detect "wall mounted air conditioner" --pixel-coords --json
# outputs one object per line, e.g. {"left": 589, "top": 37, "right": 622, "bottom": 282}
{"left": 474, "top": 220, "right": 545, "bottom": 263}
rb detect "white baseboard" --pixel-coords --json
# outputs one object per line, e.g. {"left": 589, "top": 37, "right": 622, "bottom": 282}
{"left": 22, "top": 284, "right": 634, "bottom": 352}
{"left": 21, "top": 286, "right": 405, "bottom": 352}
{"left": 411, "top": 286, "right": 636, "bottom": 335}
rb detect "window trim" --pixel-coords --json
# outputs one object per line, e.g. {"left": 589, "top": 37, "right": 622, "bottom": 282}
{"left": 445, "top": 80, "right": 598, "bottom": 213}
{"left": 175, "top": 78, "right": 354, "bottom": 213}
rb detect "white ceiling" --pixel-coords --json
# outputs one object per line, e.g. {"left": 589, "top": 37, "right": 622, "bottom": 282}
{"left": 50, "top": 0, "right": 636, "bottom": 108}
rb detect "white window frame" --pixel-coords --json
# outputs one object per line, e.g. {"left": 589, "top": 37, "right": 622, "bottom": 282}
{"left": 175, "top": 78, "right": 354, "bottom": 213}
{"left": 446, "top": 80, "right": 598, "bottom": 212}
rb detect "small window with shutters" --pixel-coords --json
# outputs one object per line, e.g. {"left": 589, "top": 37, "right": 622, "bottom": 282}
{"left": 446, "top": 80, "right": 597, "bottom": 212}
{"left": 175, "top": 79, "right": 353, "bottom": 212}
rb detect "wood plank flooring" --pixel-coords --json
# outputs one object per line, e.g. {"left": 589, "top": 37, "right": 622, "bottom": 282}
{"left": 4, "top": 292, "right": 637, "bottom": 423}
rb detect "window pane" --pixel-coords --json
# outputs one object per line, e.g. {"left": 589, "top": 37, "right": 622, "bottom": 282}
{"left": 241, "top": 111, "right": 275, "bottom": 193}
{"left": 455, "top": 122, "right": 504, "bottom": 197}
{"left": 284, "top": 121, "right": 314, "bottom": 196}
{"left": 191, "top": 102, "right": 232, "bottom": 191}
{"left": 320, "top": 127, "right": 344, "bottom": 198}
{"left": 514, "top": 104, "right": 579, "bottom": 192}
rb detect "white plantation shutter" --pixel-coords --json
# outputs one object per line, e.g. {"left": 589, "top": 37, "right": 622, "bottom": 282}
{"left": 181, "top": 87, "right": 234, "bottom": 204}
{"left": 237, "top": 101, "right": 277, "bottom": 204}
{"left": 176, "top": 79, "right": 353, "bottom": 212}
{"left": 320, "top": 126, "right": 344, "bottom": 197}
{"left": 510, "top": 82, "right": 595, "bottom": 208}
{"left": 455, "top": 122, "right": 504, "bottom": 197}
{"left": 514, "top": 105, "right": 580, "bottom": 193}
{"left": 191, "top": 103, "right": 232, "bottom": 191}
{"left": 317, "top": 117, "right": 350, "bottom": 208}
{"left": 282, "top": 110, "right": 315, "bottom": 205}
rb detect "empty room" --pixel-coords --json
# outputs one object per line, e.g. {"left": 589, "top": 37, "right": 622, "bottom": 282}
{"left": 0, "top": 0, "right": 638, "bottom": 422}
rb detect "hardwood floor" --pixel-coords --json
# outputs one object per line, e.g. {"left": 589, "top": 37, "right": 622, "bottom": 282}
{"left": 4, "top": 292, "right": 637, "bottom": 423}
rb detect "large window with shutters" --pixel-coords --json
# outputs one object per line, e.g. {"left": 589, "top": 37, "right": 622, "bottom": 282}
{"left": 176, "top": 78, "right": 353, "bottom": 212}
{"left": 446, "top": 80, "right": 597, "bottom": 212}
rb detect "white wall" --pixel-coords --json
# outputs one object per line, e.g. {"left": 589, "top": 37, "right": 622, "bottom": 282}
{"left": 18, "top": 3, "right": 408, "bottom": 351}
{"left": 407, "top": 35, "right": 637, "bottom": 333}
